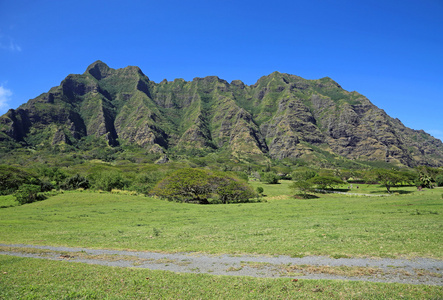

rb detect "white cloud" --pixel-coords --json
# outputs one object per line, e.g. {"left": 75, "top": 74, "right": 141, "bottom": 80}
{"left": 0, "top": 34, "right": 21, "bottom": 52}
{"left": 0, "top": 85, "right": 12, "bottom": 112}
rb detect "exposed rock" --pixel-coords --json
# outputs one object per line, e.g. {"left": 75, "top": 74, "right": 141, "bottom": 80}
{"left": 52, "top": 128, "right": 70, "bottom": 145}
{"left": 155, "top": 155, "right": 169, "bottom": 164}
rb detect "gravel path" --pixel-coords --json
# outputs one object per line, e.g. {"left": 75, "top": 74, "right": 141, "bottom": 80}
{"left": 1, "top": 244, "right": 442, "bottom": 286}
{"left": 314, "top": 189, "right": 391, "bottom": 197}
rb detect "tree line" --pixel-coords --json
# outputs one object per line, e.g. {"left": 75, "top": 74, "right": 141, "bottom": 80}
{"left": 1, "top": 164, "right": 442, "bottom": 205}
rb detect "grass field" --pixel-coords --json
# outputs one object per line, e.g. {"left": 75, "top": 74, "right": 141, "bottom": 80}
{"left": 1, "top": 255, "right": 442, "bottom": 299}
{"left": 0, "top": 182, "right": 442, "bottom": 259}
{"left": 1, "top": 182, "right": 442, "bottom": 298}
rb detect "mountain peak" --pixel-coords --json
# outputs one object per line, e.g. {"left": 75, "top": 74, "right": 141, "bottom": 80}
{"left": 121, "top": 65, "right": 148, "bottom": 79}
{"left": 85, "top": 60, "right": 112, "bottom": 80}
{"left": 317, "top": 77, "right": 342, "bottom": 89}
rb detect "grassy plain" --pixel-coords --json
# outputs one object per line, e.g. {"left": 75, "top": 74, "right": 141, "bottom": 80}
{"left": 0, "top": 182, "right": 442, "bottom": 259}
{"left": 1, "top": 255, "right": 442, "bottom": 299}
{"left": 1, "top": 182, "right": 442, "bottom": 299}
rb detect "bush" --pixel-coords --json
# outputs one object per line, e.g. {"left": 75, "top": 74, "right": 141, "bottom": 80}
{"left": 90, "top": 171, "right": 128, "bottom": 192}
{"left": 256, "top": 186, "right": 264, "bottom": 195}
{"left": 14, "top": 184, "right": 45, "bottom": 205}
{"left": 234, "top": 171, "right": 249, "bottom": 182}
{"left": 40, "top": 181, "right": 55, "bottom": 192}
{"left": 416, "top": 172, "right": 433, "bottom": 189}
{"left": 436, "top": 175, "right": 443, "bottom": 187}
{"left": 35, "top": 166, "right": 67, "bottom": 188}
{"left": 130, "top": 172, "right": 166, "bottom": 195}
{"left": 260, "top": 172, "right": 279, "bottom": 184}
{"left": 0, "top": 165, "right": 40, "bottom": 195}
{"left": 63, "top": 174, "right": 90, "bottom": 190}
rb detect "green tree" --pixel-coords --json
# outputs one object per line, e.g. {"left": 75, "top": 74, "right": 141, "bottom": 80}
{"left": 290, "top": 180, "right": 314, "bottom": 198}
{"left": 373, "top": 169, "right": 403, "bottom": 193}
{"left": 307, "top": 176, "right": 344, "bottom": 190}
{"left": 340, "top": 169, "right": 354, "bottom": 181}
{"left": 152, "top": 168, "right": 256, "bottom": 204}
{"left": 436, "top": 175, "right": 443, "bottom": 187}
{"left": 418, "top": 173, "right": 433, "bottom": 189}
{"left": 398, "top": 170, "right": 417, "bottom": 186}
{"left": 152, "top": 168, "right": 213, "bottom": 203}
{"left": 213, "top": 177, "right": 257, "bottom": 204}
{"left": 415, "top": 166, "right": 440, "bottom": 181}
{"left": 291, "top": 169, "right": 317, "bottom": 182}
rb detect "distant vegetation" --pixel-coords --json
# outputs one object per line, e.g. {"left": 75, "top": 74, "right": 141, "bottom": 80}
{"left": 0, "top": 153, "right": 441, "bottom": 206}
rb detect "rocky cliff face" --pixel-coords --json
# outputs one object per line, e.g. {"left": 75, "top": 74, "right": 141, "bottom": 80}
{"left": 1, "top": 61, "right": 442, "bottom": 167}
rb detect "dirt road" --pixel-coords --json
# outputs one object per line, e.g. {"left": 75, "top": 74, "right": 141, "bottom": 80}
{"left": 1, "top": 243, "right": 441, "bottom": 286}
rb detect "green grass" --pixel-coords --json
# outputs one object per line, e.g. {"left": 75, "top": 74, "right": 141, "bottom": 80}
{"left": 1, "top": 184, "right": 442, "bottom": 259}
{"left": 1, "top": 255, "right": 441, "bottom": 299}
{"left": 0, "top": 194, "right": 18, "bottom": 208}
{"left": 335, "top": 183, "right": 417, "bottom": 195}
{"left": 250, "top": 180, "right": 293, "bottom": 198}
{"left": 1, "top": 184, "right": 442, "bottom": 299}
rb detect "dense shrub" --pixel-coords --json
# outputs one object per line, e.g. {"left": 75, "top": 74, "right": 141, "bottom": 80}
{"left": 435, "top": 175, "right": 443, "bottom": 187}
{"left": 0, "top": 165, "right": 40, "bottom": 195}
{"left": 233, "top": 171, "right": 249, "bottom": 182}
{"left": 40, "top": 181, "right": 55, "bottom": 192}
{"left": 260, "top": 172, "right": 279, "bottom": 184}
{"left": 14, "top": 184, "right": 45, "bottom": 205}
{"left": 416, "top": 172, "right": 433, "bottom": 189}
{"left": 89, "top": 171, "right": 128, "bottom": 191}
{"left": 35, "top": 166, "right": 67, "bottom": 188}
{"left": 130, "top": 172, "right": 166, "bottom": 195}
{"left": 63, "top": 174, "right": 90, "bottom": 190}
{"left": 256, "top": 186, "right": 264, "bottom": 195}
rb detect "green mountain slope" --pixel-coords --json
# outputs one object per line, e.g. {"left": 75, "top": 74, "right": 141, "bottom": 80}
{"left": 1, "top": 61, "right": 442, "bottom": 167}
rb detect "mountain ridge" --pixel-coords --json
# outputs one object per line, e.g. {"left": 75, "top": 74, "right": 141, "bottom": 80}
{"left": 0, "top": 61, "right": 441, "bottom": 167}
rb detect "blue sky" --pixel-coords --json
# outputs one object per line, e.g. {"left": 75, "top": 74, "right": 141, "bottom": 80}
{"left": 1, "top": 0, "right": 442, "bottom": 141}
